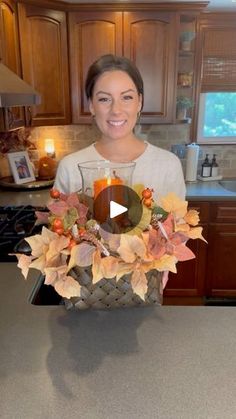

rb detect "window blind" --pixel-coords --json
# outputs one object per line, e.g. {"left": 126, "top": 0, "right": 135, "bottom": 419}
{"left": 201, "top": 28, "right": 236, "bottom": 92}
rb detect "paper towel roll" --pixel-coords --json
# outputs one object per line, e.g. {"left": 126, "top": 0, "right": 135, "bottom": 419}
{"left": 185, "top": 143, "right": 199, "bottom": 182}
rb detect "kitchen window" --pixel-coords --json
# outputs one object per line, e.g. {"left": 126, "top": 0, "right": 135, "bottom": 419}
{"left": 196, "top": 18, "right": 236, "bottom": 144}
{"left": 197, "top": 92, "right": 236, "bottom": 144}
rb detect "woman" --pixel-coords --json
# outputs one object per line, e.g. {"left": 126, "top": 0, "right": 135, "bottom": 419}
{"left": 54, "top": 54, "right": 186, "bottom": 201}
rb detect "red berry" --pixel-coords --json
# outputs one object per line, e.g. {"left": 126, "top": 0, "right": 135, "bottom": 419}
{"left": 54, "top": 227, "right": 64, "bottom": 235}
{"left": 50, "top": 188, "right": 60, "bottom": 199}
{"left": 143, "top": 198, "right": 152, "bottom": 207}
{"left": 68, "top": 239, "right": 77, "bottom": 250}
{"left": 142, "top": 188, "right": 153, "bottom": 199}
{"left": 52, "top": 218, "right": 63, "bottom": 229}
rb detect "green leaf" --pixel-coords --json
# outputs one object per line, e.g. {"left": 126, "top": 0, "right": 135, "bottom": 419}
{"left": 152, "top": 205, "right": 169, "bottom": 221}
{"left": 63, "top": 207, "right": 78, "bottom": 230}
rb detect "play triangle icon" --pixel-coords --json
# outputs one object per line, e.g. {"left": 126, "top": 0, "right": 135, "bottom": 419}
{"left": 110, "top": 200, "right": 128, "bottom": 219}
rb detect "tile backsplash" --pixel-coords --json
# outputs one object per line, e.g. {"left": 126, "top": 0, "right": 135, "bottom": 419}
{"left": 30, "top": 123, "right": 236, "bottom": 178}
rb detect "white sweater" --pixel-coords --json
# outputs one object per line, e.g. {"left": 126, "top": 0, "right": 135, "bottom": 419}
{"left": 54, "top": 142, "right": 186, "bottom": 202}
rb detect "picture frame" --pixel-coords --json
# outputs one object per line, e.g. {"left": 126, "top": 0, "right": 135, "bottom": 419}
{"left": 7, "top": 151, "right": 35, "bottom": 184}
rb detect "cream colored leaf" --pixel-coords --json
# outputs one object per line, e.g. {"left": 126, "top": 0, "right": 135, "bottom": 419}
{"left": 118, "top": 234, "right": 147, "bottom": 263}
{"left": 16, "top": 254, "right": 33, "bottom": 279}
{"left": 116, "top": 262, "right": 134, "bottom": 280}
{"left": 187, "top": 226, "right": 207, "bottom": 242}
{"left": 159, "top": 193, "right": 188, "bottom": 219}
{"left": 174, "top": 221, "right": 190, "bottom": 233}
{"left": 101, "top": 256, "right": 118, "bottom": 279}
{"left": 29, "top": 254, "right": 47, "bottom": 273}
{"left": 152, "top": 254, "right": 177, "bottom": 273}
{"left": 54, "top": 275, "right": 81, "bottom": 298}
{"left": 130, "top": 269, "right": 148, "bottom": 301}
{"left": 46, "top": 235, "right": 70, "bottom": 262}
{"left": 67, "top": 242, "right": 96, "bottom": 272}
{"left": 92, "top": 249, "right": 103, "bottom": 283}
{"left": 91, "top": 250, "right": 118, "bottom": 283}
{"left": 184, "top": 209, "right": 200, "bottom": 226}
{"left": 25, "top": 227, "right": 57, "bottom": 258}
{"left": 99, "top": 228, "right": 121, "bottom": 252}
{"left": 44, "top": 265, "right": 68, "bottom": 285}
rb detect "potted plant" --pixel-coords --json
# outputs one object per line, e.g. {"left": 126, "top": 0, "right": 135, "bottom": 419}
{"left": 180, "top": 31, "right": 195, "bottom": 51}
{"left": 176, "top": 96, "right": 194, "bottom": 121}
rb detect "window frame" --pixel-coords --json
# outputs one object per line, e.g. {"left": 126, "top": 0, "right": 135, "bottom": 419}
{"left": 197, "top": 92, "right": 236, "bottom": 144}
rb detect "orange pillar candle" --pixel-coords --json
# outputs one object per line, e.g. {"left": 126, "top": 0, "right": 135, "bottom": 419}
{"left": 93, "top": 176, "right": 124, "bottom": 224}
{"left": 94, "top": 176, "right": 123, "bottom": 199}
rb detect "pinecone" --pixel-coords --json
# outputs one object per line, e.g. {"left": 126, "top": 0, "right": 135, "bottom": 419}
{"left": 150, "top": 213, "right": 163, "bottom": 229}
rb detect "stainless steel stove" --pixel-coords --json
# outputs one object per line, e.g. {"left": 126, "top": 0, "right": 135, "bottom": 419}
{"left": 0, "top": 205, "right": 46, "bottom": 261}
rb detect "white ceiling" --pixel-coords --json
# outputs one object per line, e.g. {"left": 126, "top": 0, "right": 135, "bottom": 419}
{"left": 55, "top": 0, "right": 236, "bottom": 10}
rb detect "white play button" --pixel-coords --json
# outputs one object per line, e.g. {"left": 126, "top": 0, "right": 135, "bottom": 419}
{"left": 110, "top": 200, "right": 128, "bottom": 219}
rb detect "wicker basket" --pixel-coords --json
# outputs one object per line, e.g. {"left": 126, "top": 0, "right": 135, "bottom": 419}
{"left": 64, "top": 266, "right": 163, "bottom": 310}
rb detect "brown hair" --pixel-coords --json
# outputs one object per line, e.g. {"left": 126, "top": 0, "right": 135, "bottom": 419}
{"left": 85, "top": 54, "right": 144, "bottom": 109}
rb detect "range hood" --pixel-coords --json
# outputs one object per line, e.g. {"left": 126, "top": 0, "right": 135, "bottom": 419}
{"left": 0, "top": 63, "right": 41, "bottom": 107}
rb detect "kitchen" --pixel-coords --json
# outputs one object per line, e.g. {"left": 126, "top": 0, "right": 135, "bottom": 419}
{"left": 1, "top": 0, "right": 236, "bottom": 417}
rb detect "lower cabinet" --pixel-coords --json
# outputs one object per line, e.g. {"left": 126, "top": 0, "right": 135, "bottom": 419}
{"left": 206, "top": 202, "right": 236, "bottom": 298}
{"left": 163, "top": 200, "right": 236, "bottom": 304}
{"left": 163, "top": 201, "right": 209, "bottom": 304}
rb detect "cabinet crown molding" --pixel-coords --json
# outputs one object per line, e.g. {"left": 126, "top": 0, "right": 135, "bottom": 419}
{"left": 15, "top": 1, "right": 209, "bottom": 13}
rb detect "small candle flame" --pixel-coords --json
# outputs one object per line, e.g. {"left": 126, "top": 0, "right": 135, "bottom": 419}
{"left": 45, "top": 139, "right": 55, "bottom": 155}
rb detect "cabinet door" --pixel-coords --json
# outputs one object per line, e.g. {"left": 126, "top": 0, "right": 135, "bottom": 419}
{"left": 124, "top": 11, "right": 177, "bottom": 123}
{"left": 18, "top": 3, "right": 70, "bottom": 126}
{"left": 206, "top": 224, "right": 236, "bottom": 297}
{"left": 69, "top": 11, "right": 122, "bottom": 123}
{"left": 0, "top": 0, "right": 25, "bottom": 129}
{"left": 206, "top": 201, "right": 236, "bottom": 297}
{"left": 164, "top": 202, "right": 209, "bottom": 299}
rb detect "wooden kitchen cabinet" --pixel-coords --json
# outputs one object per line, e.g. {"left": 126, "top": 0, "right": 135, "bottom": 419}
{"left": 0, "top": 0, "right": 25, "bottom": 129}
{"left": 164, "top": 201, "right": 209, "bottom": 304}
{"left": 164, "top": 200, "right": 236, "bottom": 304}
{"left": 69, "top": 10, "right": 177, "bottom": 124}
{"left": 69, "top": 11, "right": 123, "bottom": 124}
{"left": 18, "top": 2, "right": 70, "bottom": 126}
{"left": 206, "top": 202, "right": 236, "bottom": 298}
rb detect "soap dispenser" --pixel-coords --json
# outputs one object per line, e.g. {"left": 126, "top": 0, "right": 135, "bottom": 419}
{"left": 201, "top": 154, "right": 211, "bottom": 177}
{"left": 211, "top": 154, "right": 219, "bottom": 177}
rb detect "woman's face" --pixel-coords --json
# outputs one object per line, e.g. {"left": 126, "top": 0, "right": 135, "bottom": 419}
{"left": 89, "top": 70, "right": 142, "bottom": 142}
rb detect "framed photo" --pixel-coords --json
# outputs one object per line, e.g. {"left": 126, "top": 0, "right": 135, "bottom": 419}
{"left": 7, "top": 151, "right": 35, "bottom": 184}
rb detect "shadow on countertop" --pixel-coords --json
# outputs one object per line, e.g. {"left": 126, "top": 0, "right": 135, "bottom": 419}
{"left": 46, "top": 306, "right": 163, "bottom": 398}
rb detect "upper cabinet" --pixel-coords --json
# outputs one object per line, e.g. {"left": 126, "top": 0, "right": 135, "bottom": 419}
{"left": 0, "top": 0, "right": 25, "bottom": 129}
{"left": 124, "top": 11, "right": 177, "bottom": 124}
{"left": 0, "top": 1, "right": 208, "bottom": 128}
{"left": 69, "top": 10, "right": 177, "bottom": 124}
{"left": 18, "top": 3, "right": 71, "bottom": 126}
{"left": 0, "top": 0, "right": 19, "bottom": 71}
{"left": 69, "top": 11, "right": 123, "bottom": 124}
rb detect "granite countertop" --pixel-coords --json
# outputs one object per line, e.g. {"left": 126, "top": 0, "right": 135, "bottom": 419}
{"left": 186, "top": 180, "right": 236, "bottom": 201}
{"left": 0, "top": 187, "right": 51, "bottom": 207}
{"left": 0, "top": 180, "right": 236, "bottom": 207}
{"left": 1, "top": 262, "right": 236, "bottom": 419}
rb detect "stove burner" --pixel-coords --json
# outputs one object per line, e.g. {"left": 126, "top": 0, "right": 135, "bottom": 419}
{"left": 0, "top": 205, "right": 47, "bottom": 261}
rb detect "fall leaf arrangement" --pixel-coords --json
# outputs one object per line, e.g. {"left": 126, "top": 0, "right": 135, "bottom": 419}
{"left": 16, "top": 186, "right": 206, "bottom": 301}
